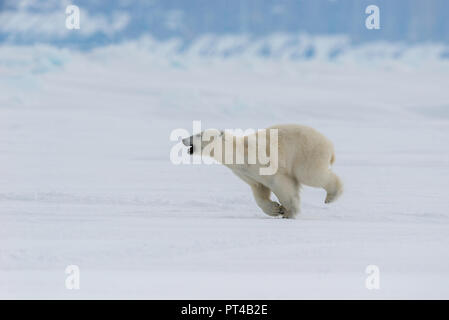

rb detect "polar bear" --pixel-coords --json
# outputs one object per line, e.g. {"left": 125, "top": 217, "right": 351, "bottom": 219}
{"left": 182, "top": 124, "right": 343, "bottom": 218}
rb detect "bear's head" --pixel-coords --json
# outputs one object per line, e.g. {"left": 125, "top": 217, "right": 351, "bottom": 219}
{"left": 182, "top": 129, "right": 224, "bottom": 156}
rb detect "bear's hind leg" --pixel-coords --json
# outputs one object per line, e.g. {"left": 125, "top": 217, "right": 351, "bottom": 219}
{"left": 271, "top": 174, "right": 300, "bottom": 219}
{"left": 323, "top": 171, "right": 343, "bottom": 204}
{"left": 301, "top": 168, "right": 343, "bottom": 204}
{"left": 250, "top": 183, "right": 284, "bottom": 217}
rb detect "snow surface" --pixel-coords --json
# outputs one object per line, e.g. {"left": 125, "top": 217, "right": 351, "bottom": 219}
{"left": 1, "top": 38, "right": 449, "bottom": 299}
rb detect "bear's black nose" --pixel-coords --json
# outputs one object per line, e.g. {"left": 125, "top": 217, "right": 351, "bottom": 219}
{"left": 188, "top": 144, "right": 194, "bottom": 154}
{"left": 182, "top": 136, "right": 193, "bottom": 147}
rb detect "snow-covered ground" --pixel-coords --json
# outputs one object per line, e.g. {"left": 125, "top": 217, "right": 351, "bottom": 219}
{"left": 1, "top": 39, "right": 449, "bottom": 299}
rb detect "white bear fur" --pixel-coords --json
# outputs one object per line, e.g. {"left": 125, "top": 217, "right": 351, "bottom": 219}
{"left": 183, "top": 124, "right": 343, "bottom": 219}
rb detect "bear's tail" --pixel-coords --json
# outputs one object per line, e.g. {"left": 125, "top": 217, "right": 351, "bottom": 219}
{"left": 330, "top": 152, "right": 336, "bottom": 166}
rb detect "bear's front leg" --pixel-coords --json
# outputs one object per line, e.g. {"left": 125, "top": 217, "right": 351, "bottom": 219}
{"left": 271, "top": 174, "right": 301, "bottom": 219}
{"left": 250, "top": 183, "right": 284, "bottom": 217}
